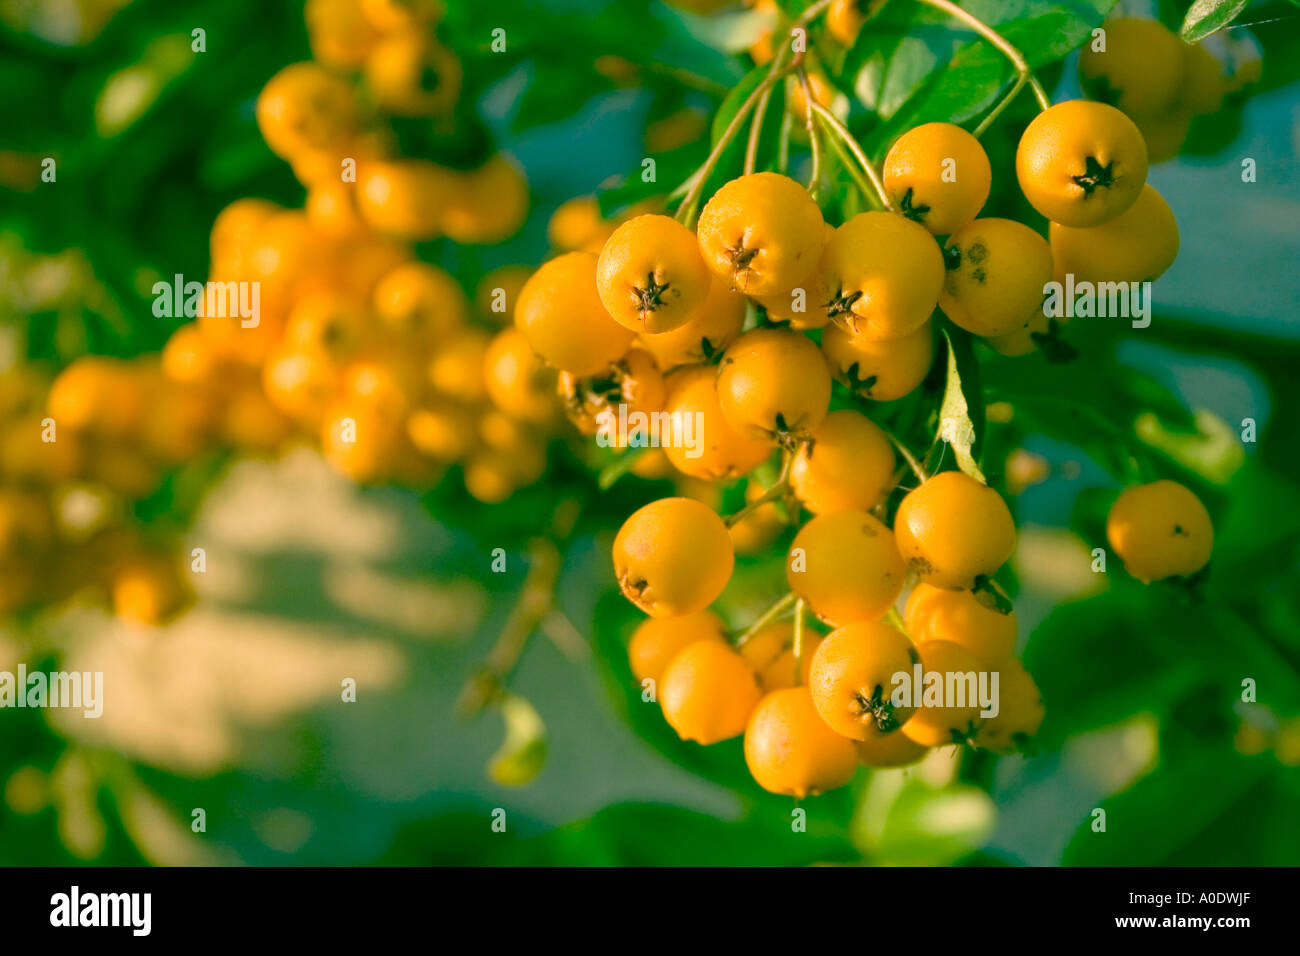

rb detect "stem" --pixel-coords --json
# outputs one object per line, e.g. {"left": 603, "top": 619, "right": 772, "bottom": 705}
{"left": 886, "top": 430, "right": 930, "bottom": 484}
{"left": 724, "top": 449, "right": 796, "bottom": 527}
{"left": 914, "top": 0, "right": 1050, "bottom": 136}
{"left": 809, "top": 101, "right": 893, "bottom": 211}
{"left": 457, "top": 499, "right": 582, "bottom": 718}
{"left": 819, "top": 120, "right": 880, "bottom": 209}
{"left": 777, "top": 110, "right": 793, "bottom": 174}
{"left": 671, "top": 0, "right": 835, "bottom": 225}
{"left": 792, "top": 598, "right": 807, "bottom": 685}
{"left": 745, "top": 85, "right": 774, "bottom": 175}
{"left": 795, "top": 68, "right": 822, "bottom": 199}
{"left": 885, "top": 605, "right": 908, "bottom": 635}
{"left": 734, "top": 591, "right": 798, "bottom": 647}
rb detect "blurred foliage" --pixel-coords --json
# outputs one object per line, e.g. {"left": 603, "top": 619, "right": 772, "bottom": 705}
{"left": 2, "top": 0, "right": 1298, "bottom": 867}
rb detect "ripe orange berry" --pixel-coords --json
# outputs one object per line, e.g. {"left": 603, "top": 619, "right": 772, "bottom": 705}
{"left": 744, "top": 687, "right": 859, "bottom": 797}
{"left": 284, "top": 290, "right": 372, "bottom": 365}
{"left": 660, "top": 640, "right": 762, "bottom": 744}
{"left": 217, "top": 383, "right": 294, "bottom": 454}
{"left": 373, "top": 262, "right": 469, "bottom": 345}
{"left": 715, "top": 328, "right": 831, "bottom": 441}
{"left": 899, "top": 639, "right": 985, "bottom": 747}
{"left": 48, "top": 357, "right": 148, "bottom": 437}
{"left": 357, "top": 160, "right": 455, "bottom": 241}
{"left": 596, "top": 214, "right": 711, "bottom": 333}
{"left": 790, "top": 409, "right": 896, "bottom": 515}
{"left": 613, "top": 496, "right": 734, "bottom": 618}
{"left": 515, "top": 252, "right": 635, "bottom": 376}
{"left": 360, "top": 0, "right": 443, "bottom": 31}
{"left": 1049, "top": 184, "right": 1179, "bottom": 285}
{"left": 441, "top": 156, "right": 529, "bottom": 245}
{"left": 940, "top": 218, "right": 1053, "bottom": 338}
{"left": 111, "top": 552, "right": 194, "bottom": 627}
{"left": 305, "top": 0, "right": 380, "bottom": 70}
{"left": 814, "top": 212, "right": 945, "bottom": 340}
{"left": 406, "top": 403, "right": 477, "bottom": 462}
{"left": 209, "top": 198, "right": 281, "bottom": 276}
{"left": 305, "top": 180, "right": 368, "bottom": 238}
{"left": 904, "top": 582, "right": 1017, "bottom": 664}
{"left": 1078, "top": 18, "right": 1184, "bottom": 116}
{"left": 883, "top": 122, "right": 992, "bottom": 236}
{"left": 256, "top": 62, "right": 359, "bottom": 161}
{"left": 821, "top": 320, "right": 933, "bottom": 402}
{"left": 428, "top": 327, "right": 491, "bottom": 403}
{"left": 787, "top": 510, "right": 906, "bottom": 626}
{"left": 262, "top": 344, "right": 341, "bottom": 428}
{"left": 484, "top": 327, "right": 558, "bottom": 425}
{"left": 894, "top": 471, "right": 1016, "bottom": 590}
{"left": 559, "top": 347, "right": 664, "bottom": 438}
{"left": 660, "top": 364, "right": 773, "bottom": 480}
{"left": 548, "top": 196, "right": 615, "bottom": 253}
{"left": 1106, "top": 479, "right": 1213, "bottom": 582}
{"left": 809, "top": 620, "right": 919, "bottom": 741}
{"left": 826, "top": 0, "right": 875, "bottom": 46}
{"left": 974, "top": 657, "right": 1044, "bottom": 755}
{"left": 364, "top": 32, "right": 462, "bottom": 116}
{"left": 320, "top": 398, "right": 404, "bottom": 483}
{"left": 628, "top": 609, "right": 727, "bottom": 685}
{"left": 162, "top": 323, "right": 224, "bottom": 387}
{"left": 1016, "top": 100, "right": 1148, "bottom": 228}
{"left": 855, "top": 731, "right": 930, "bottom": 768}
{"left": 341, "top": 352, "right": 426, "bottom": 419}
{"left": 637, "top": 275, "right": 746, "bottom": 370}
{"left": 696, "top": 172, "right": 826, "bottom": 296}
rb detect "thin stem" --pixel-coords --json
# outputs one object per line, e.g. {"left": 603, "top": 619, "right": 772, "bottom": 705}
{"left": 809, "top": 100, "right": 893, "bottom": 211}
{"left": 777, "top": 110, "right": 793, "bottom": 174}
{"left": 885, "top": 430, "right": 930, "bottom": 484}
{"left": 724, "top": 451, "right": 795, "bottom": 527}
{"left": 915, "top": 0, "right": 1050, "bottom": 136}
{"left": 885, "top": 605, "right": 909, "bottom": 635}
{"left": 818, "top": 120, "right": 879, "bottom": 209}
{"left": 745, "top": 84, "right": 774, "bottom": 175}
{"left": 671, "top": 0, "right": 834, "bottom": 225}
{"left": 792, "top": 598, "right": 807, "bottom": 685}
{"left": 734, "top": 591, "right": 798, "bottom": 648}
{"left": 795, "top": 68, "right": 822, "bottom": 199}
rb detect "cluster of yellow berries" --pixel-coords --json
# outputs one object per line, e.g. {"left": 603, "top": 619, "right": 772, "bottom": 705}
{"left": 0, "top": 362, "right": 194, "bottom": 623}
{"left": 506, "top": 5, "right": 1219, "bottom": 791}
{"left": 3, "top": 0, "right": 556, "bottom": 626}
{"left": 1078, "top": 16, "right": 1262, "bottom": 163}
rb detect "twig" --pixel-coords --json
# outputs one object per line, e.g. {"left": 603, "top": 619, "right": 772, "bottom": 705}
{"left": 809, "top": 100, "right": 893, "bottom": 211}
{"left": 734, "top": 591, "right": 798, "bottom": 647}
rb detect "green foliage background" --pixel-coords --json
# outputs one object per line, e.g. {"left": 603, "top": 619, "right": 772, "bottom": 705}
{"left": 1, "top": 0, "right": 1298, "bottom": 866}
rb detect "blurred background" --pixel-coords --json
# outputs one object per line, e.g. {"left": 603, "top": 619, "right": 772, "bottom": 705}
{"left": 1, "top": 0, "right": 1298, "bottom": 866}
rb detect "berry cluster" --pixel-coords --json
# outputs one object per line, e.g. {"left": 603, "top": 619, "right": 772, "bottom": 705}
{"left": 2, "top": 0, "right": 554, "bottom": 625}
{"left": 508, "top": 4, "right": 1223, "bottom": 796}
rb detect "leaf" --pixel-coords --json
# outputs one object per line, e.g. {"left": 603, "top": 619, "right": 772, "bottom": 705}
{"left": 1062, "top": 746, "right": 1269, "bottom": 864}
{"left": 488, "top": 693, "right": 548, "bottom": 787}
{"left": 938, "top": 327, "right": 986, "bottom": 482}
{"left": 710, "top": 61, "right": 771, "bottom": 146}
{"left": 839, "top": 0, "right": 1118, "bottom": 151}
{"left": 1181, "top": 0, "right": 1252, "bottom": 42}
{"left": 851, "top": 772, "right": 996, "bottom": 865}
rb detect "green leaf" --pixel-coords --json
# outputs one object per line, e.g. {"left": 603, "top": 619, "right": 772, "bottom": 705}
{"left": 1063, "top": 746, "right": 1269, "bottom": 864}
{"left": 938, "top": 327, "right": 986, "bottom": 482}
{"left": 488, "top": 693, "right": 548, "bottom": 787}
{"left": 710, "top": 61, "right": 771, "bottom": 146}
{"left": 1180, "top": 0, "right": 1252, "bottom": 42}
{"left": 851, "top": 772, "right": 996, "bottom": 865}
